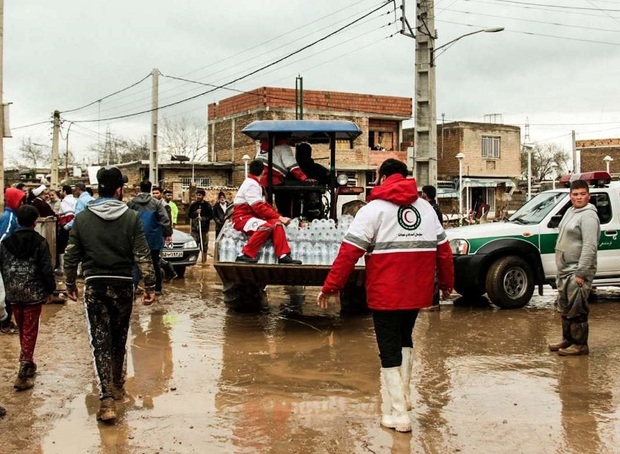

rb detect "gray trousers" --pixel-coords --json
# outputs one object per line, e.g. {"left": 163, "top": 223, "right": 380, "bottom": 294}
{"left": 556, "top": 274, "right": 590, "bottom": 319}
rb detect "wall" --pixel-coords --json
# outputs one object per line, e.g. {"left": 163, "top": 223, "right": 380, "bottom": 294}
{"left": 435, "top": 122, "right": 521, "bottom": 179}
{"left": 576, "top": 138, "right": 620, "bottom": 174}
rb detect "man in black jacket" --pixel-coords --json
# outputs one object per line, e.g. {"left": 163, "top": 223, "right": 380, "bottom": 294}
{"left": 64, "top": 166, "right": 156, "bottom": 423}
{"left": 188, "top": 189, "right": 213, "bottom": 264}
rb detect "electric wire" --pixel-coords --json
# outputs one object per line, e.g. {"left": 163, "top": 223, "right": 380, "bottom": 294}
{"left": 488, "top": 0, "right": 620, "bottom": 11}
{"left": 444, "top": 8, "right": 620, "bottom": 33}
{"left": 59, "top": 73, "right": 152, "bottom": 114}
{"left": 463, "top": 0, "right": 619, "bottom": 17}
{"left": 437, "top": 19, "right": 620, "bottom": 46}
{"left": 64, "top": 0, "right": 392, "bottom": 124}
{"left": 60, "top": 0, "right": 387, "bottom": 122}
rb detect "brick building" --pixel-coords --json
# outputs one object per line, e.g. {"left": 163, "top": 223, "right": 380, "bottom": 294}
{"left": 576, "top": 138, "right": 620, "bottom": 175}
{"left": 405, "top": 121, "right": 521, "bottom": 218}
{"left": 207, "top": 87, "right": 412, "bottom": 190}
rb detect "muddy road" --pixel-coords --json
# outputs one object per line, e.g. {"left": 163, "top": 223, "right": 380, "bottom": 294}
{"left": 1, "top": 264, "right": 619, "bottom": 453}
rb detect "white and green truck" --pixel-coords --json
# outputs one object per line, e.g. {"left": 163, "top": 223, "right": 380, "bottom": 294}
{"left": 446, "top": 172, "right": 619, "bottom": 309}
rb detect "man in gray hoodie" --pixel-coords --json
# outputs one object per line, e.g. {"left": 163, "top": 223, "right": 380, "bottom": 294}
{"left": 65, "top": 167, "right": 156, "bottom": 422}
{"left": 549, "top": 179, "right": 599, "bottom": 356}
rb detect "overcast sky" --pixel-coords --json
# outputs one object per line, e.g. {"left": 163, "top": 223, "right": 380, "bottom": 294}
{"left": 5, "top": 0, "right": 620, "bottom": 167}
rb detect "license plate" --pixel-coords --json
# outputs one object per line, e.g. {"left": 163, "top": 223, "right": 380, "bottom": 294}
{"left": 161, "top": 251, "right": 184, "bottom": 258}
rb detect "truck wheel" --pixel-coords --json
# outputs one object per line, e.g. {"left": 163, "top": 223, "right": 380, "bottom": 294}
{"left": 340, "top": 285, "right": 369, "bottom": 315}
{"left": 172, "top": 265, "right": 186, "bottom": 278}
{"left": 485, "top": 256, "right": 534, "bottom": 309}
{"left": 454, "top": 284, "right": 484, "bottom": 300}
{"left": 223, "top": 281, "right": 267, "bottom": 313}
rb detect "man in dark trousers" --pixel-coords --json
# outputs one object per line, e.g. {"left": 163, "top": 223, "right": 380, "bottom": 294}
{"left": 421, "top": 185, "right": 443, "bottom": 309}
{"left": 127, "top": 181, "right": 172, "bottom": 294}
{"left": 188, "top": 189, "right": 213, "bottom": 264}
{"left": 317, "top": 159, "right": 454, "bottom": 433}
{"left": 213, "top": 191, "right": 230, "bottom": 238}
{"left": 64, "top": 166, "right": 156, "bottom": 423}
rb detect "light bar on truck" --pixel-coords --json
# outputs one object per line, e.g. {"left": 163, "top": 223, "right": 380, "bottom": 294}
{"left": 560, "top": 171, "right": 611, "bottom": 188}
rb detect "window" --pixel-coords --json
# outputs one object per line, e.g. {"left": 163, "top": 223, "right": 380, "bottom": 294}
{"left": 591, "top": 192, "right": 612, "bottom": 224}
{"left": 481, "top": 136, "right": 501, "bottom": 159}
{"left": 180, "top": 177, "right": 210, "bottom": 189}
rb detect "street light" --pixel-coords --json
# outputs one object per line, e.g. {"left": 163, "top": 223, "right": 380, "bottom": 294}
{"left": 464, "top": 177, "right": 471, "bottom": 223}
{"left": 242, "top": 154, "right": 251, "bottom": 178}
{"left": 603, "top": 155, "right": 613, "bottom": 173}
{"left": 549, "top": 161, "right": 558, "bottom": 190}
{"left": 523, "top": 143, "right": 534, "bottom": 200}
{"left": 407, "top": 19, "right": 504, "bottom": 187}
{"left": 456, "top": 153, "right": 464, "bottom": 226}
{"left": 431, "top": 27, "right": 505, "bottom": 66}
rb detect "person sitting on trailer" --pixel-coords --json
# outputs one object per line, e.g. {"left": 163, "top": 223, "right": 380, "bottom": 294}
{"left": 256, "top": 135, "right": 315, "bottom": 217}
{"left": 232, "top": 160, "right": 302, "bottom": 265}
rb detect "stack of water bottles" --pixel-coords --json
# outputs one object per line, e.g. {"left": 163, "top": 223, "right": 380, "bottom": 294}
{"left": 217, "top": 215, "right": 364, "bottom": 266}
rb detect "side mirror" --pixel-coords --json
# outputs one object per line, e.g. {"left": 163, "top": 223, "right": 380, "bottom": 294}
{"left": 548, "top": 214, "right": 562, "bottom": 229}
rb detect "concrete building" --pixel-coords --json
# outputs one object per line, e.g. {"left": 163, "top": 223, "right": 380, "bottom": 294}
{"left": 207, "top": 87, "right": 412, "bottom": 191}
{"left": 405, "top": 121, "right": 521, "bottom": 218}
{"left": 576, "top": 138, "right": 620, "bottom": 175}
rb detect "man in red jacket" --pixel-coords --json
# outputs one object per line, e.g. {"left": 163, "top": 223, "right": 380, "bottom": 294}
{"left": 232, "top": 160, "right": 301, "bottom": 264}
{"left": 317, "top": 159, "right": 454, "bottom": 433}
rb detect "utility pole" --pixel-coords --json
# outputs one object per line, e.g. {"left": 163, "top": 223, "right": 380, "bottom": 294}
{"left": 65, "top": 122, "right": 72, "bottom": 180}
{"left": 412, "top": 0, "right": 437, "bottom": 186}
{"left": 149, "top": 68, "right": 160, "bottom": 184}
{"left": 572, "top": 130, "right": 579, "bottom": 173}
{"left": 0, "top": 0, "right": 4, "bottom": 207}
{"left": 51, "top": 110, "right": 61, "bottom": 190}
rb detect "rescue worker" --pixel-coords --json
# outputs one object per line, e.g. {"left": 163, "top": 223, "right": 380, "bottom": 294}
{"left": 317, "top": 159, "right": 454, "bottom": 432}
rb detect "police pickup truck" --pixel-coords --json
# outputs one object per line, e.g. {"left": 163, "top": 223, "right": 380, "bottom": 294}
{"left": 447, "top": 171, "right": 620, "bottom": 309}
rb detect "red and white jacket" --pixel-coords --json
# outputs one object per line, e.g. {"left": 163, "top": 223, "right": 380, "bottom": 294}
{"left": 256, "top": 141, "right": 308, "bottom": 187}
{"left": 232, "top": 174, "right": 281, "bottom": 232}
{"left": 322, "top": 174, "right": 454, "bottom": 310}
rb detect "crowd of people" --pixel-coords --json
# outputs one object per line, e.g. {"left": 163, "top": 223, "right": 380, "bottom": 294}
{"left": 0, "top": 174, "right": 234, "bottom": 422}
{"left": 0, "top": 159, "right": 598, "bottom": 431}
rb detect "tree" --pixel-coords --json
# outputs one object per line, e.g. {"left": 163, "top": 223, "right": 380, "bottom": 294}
{"left": 162, "top": 116, "right": 207, "bottom": 161}
{"left": 520, "top": 143, "right": 570, "bottom": 182}
{"left": 19, "top": 137, "right": 50, "bottom": 167}
{"left": 88, "top": 132, "right": 149, "bottom": 165}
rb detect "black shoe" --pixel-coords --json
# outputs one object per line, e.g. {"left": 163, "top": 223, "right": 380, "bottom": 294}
{"left": 278, "top": 254, "right": 302, "bottom": 265}
{"left": 236, "top": 254, "right": 258, "bottom": 263}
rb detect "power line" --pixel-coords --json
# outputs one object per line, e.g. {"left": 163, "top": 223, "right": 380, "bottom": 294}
{"left": 445, "top": 8, "right": 620, "bottom": 33}
{"left": 463, "top": 0, "right": 616, "bottom": 17}
{"left": 437, "top": 19, "right": 620, "bottom": 46}
{"left": 64, "top": 0, "right": 392, "bottom": 124}
{"left": 488, "top": 0, "right": 620, "bottom": 11}
{"left": 59, "top": 0, "right": 386, "bottom": 122}
{"left": 60, "top": 73, "right": 152, "bottom": 114}
{"left": 12, "top": 119, "right": 51, "bottom": 130}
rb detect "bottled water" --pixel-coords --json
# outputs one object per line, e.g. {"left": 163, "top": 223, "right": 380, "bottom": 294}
{"left": 219, "top": 237, "right": 236, "bottom": 262}
{"left": 316, "top": 242, "right": 328, "bottom": 265}
{"left": 329, "top": 242, "right": 340, "bottom": 264}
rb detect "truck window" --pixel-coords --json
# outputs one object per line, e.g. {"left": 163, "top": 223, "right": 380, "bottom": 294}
{"left": 591, "top": 192, "right": 612, "bottom": 225}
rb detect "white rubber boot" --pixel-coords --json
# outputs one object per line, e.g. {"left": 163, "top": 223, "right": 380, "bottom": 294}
{"left": 401, "top": 347, "right": 413, "bottom": 411}
{"left": 380, "top": 367, "right": 412, "bottom": 432}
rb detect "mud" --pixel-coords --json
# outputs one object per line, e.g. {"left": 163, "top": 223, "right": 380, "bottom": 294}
{"left": 1, "top": 265, "right": 619, "bottom": 453}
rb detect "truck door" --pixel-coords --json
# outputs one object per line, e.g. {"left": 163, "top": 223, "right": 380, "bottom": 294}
{"left": 590, "top": 190, "right": 619, "bottom": 277}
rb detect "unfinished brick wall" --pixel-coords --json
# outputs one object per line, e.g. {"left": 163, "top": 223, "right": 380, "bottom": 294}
{"left": 576, "top": 138, "right": 620, "bottom": 174}
{"left": 208, "top": 87, "right": 411, "bottom": 120}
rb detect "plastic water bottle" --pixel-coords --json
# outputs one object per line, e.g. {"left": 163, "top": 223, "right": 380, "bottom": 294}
{"left": 266, "top": 244, "right": 275, "bottom": 264}
{"left": 316, "top": 242, "right": 328, "bottom": 265}
{"left": 220, "top": 237, "right": 235, "bottom": 262}
{"left": 329, "top": 243, "right": 340, "bottom": 264}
